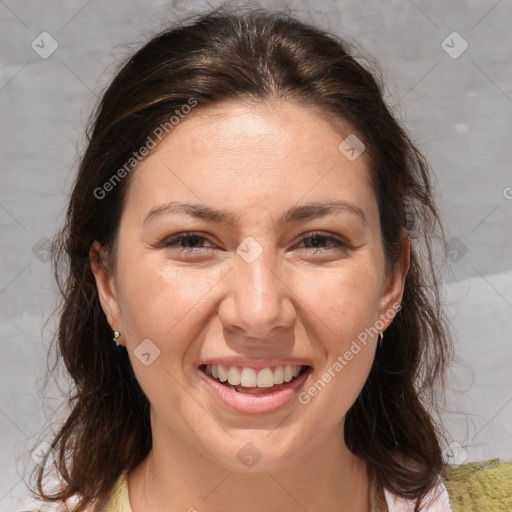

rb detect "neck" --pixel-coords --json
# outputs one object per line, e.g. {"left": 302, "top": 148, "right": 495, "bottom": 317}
{"left": 128, "top": 424, "right": 370, "bottom": 512}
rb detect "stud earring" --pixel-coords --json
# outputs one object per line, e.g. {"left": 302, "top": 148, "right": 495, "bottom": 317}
{"left": 113, "top": 330, "right": 121, "bottom": 346}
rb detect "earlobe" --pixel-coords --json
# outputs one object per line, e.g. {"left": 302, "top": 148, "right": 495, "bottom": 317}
{"left": 400, "top": 228, "right": 411, "bottom": 286}
{"left": 379, "top": 229, "right": 410, "bottom": 327}
{"left": 89, "top": 241, "right": 123, "bottom": 341}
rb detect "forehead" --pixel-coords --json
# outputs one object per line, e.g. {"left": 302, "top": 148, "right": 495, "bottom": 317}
{"left": 154, "top": 99, "right": 368, "bottom": 167}
{"left": 123, "top": 100, "right": 376, "bottom": 224}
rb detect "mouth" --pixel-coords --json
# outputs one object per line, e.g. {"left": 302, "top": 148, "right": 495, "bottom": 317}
{"left": 197, "top": 363, "right": 313, "bottom": 414}
{"left": 200, "top": 363, "right": 310, "bottom": 392}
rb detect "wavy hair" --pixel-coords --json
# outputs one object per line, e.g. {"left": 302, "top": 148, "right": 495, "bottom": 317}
{"left": 32, "top": 6, "right": 453, "bottom": 511}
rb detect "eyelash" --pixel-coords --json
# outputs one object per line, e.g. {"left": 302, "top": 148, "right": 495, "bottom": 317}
{"left": 161, "top": 231, "right": 348, "bottom": 253}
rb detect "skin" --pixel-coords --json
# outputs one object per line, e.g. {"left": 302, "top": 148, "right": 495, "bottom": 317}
{"left": 91, "top": 100, "right": 409, "bottom": 512}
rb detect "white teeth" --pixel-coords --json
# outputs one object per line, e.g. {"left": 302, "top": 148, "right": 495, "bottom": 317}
{"left": 227, "top": 366, "right": 241, "bottom": 386}
{"left": 218, "top": 365, "right": 228, "bottom": 382}
{"left": 257, "top": 368, "right": 274, "bottom": 388}
{"left": 240, "top": 367, "right": 257, "bottom": 387}
{"left": 273, "top": 366, "right": 284, "bottom": 384}
{"left": 204, "top": 364, "right": 304, "bottom": 388}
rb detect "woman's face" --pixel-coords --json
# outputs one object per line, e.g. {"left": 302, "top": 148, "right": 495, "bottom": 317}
{"left": 92, "top": 100, "right": 406, "bottom": 471}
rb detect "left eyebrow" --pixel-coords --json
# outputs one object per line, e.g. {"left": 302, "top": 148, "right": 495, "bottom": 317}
{"left": 143, "top": 199, "right": 367, "bottom": 227}
{"left": 278, "top": 200, "right": 367, "bottom": 226}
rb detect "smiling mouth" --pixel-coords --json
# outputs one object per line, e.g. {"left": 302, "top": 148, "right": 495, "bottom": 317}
{"left": 199, "top": 364, "right": 311, "bottom": 394}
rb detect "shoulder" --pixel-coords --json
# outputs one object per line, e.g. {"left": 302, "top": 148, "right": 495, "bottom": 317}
{"left": 443, "top": 458, "right": 512, "bottom": 512}
{"left": 52, "top": 474, "right": 130, "bottom": 512}
{"left": 96, "top": 472, "right": 131, "bottom": 512}
{"left": 39, "top": 473, "right": 130, "bottom": 512}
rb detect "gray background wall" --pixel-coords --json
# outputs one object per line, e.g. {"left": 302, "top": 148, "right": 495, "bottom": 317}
{"left": 1, "top": 0, "right": 511, "bottom": 509}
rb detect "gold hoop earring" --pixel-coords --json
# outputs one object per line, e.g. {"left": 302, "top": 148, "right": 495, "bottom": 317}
{"left": 113, "top": 330, "right": 121, "bottom": 346}
{"left": 378, "top": 332, "right": 384, "bottom": 347}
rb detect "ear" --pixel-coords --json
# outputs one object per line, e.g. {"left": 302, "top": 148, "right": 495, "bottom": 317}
{"left": 377, "top": 228, "right": 410, "bottom": 328}
{"left": 89, "top": 240, "right": 125, "bottom": 346}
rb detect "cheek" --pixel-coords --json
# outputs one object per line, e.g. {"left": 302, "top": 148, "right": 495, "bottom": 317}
{"left": 298, "top": 260, "right": 382, "bottom": 342}
{"left": 294, "top": 263, "right": 380, "bottom": 415}
{"left": 115, "top": 255, "right": 226, "bottom": 416}
{"left": 298, "top": 291, "right": 378, "bottom": 429}
{"left": 116, "top": 253, "right": 225, "bottom": 351}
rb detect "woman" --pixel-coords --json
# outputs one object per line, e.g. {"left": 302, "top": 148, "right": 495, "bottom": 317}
{"left": 33, "top": 6, "right": 511, "bottom": 512}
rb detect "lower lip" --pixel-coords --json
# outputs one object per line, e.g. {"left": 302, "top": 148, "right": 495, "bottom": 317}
{"left": 197, "top": 367, "right": 313, "bottom": 414}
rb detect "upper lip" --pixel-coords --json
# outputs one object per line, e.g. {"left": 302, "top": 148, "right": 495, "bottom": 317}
{"left": 197, "top": 357, "right": 313, "bottom": 370}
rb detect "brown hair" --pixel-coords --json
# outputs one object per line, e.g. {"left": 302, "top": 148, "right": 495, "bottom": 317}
{"left": 33, "top": 5, "right": 453, "bottom": 511}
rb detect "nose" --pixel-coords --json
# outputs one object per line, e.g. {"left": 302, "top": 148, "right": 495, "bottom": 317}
{"left": 217, "top": 246, "right": 296, "bottom": 343}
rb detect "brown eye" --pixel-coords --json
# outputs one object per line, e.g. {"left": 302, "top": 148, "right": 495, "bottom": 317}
{"left": 299, "top": 233, "right": 347, "bottom": 251}
{"left": 162, "top": 232, "right": 216, "bottom": 251}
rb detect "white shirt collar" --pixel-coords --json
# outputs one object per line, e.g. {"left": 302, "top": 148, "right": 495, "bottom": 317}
{"left": 384, "top": 477, "right": 453, "bottom": 512}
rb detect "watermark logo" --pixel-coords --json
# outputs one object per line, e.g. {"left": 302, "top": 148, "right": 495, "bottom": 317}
{"left": 237, "top": 442, "right": 262, "bottom": 468}
{"left": 32, "top": 236, "right": 52, "bottom": 263}
{"left": 134, "top": 338, "right": 161, "bottom": 366}
{"left": 236, "top": 236, "right": 263, "bottom": 264}
{"left": 444, "top": 236, "right": 468, "bottom": 263}
{"left": 31, "top": 32, "right": 58, "bottom": 59}
{"left": 442, "top": 441, "right": 469, "bottom": 467}
{"left": 441, "top": 32, "right": 469, "bottom": 59}
{"left": 298, "top": 303, "right": 401, "bottom": 405}
{"left": 338, "top": 134, "right": 366, "bottom": 161}
{"left": 31, "top": 442, "right": 56, "bottom": 468}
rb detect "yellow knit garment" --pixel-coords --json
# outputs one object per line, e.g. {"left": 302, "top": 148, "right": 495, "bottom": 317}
{"left": 443, "top": 458, "right": 512, "bottom": 512}
{"left": 101, "top": 459, "right": 512, "bottom": 511}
